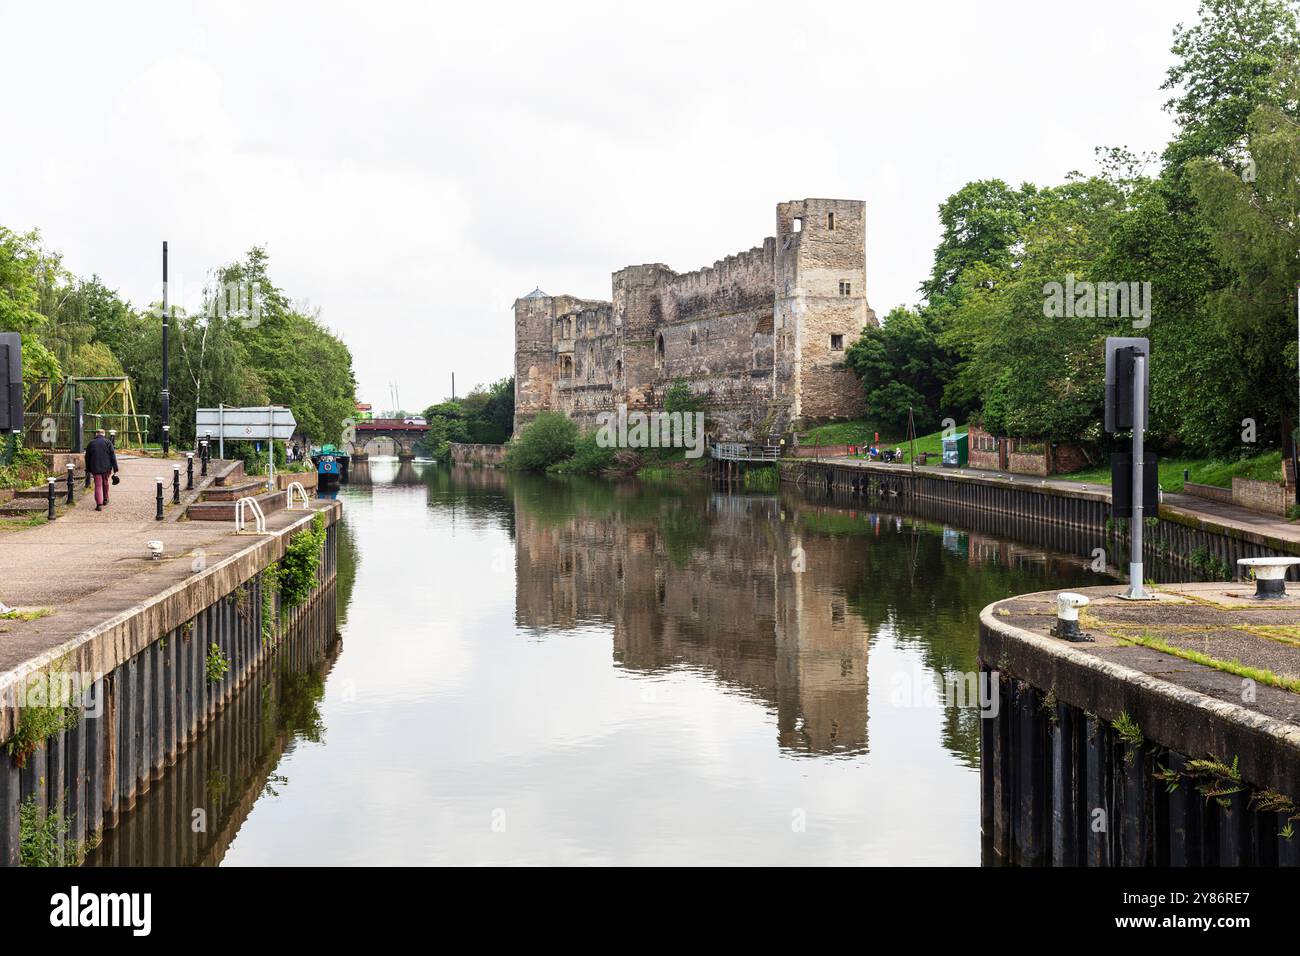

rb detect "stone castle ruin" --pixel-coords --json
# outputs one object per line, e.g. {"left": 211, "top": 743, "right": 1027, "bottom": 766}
{"left": 514, "top": 198, "right": 877, "bottom": 440}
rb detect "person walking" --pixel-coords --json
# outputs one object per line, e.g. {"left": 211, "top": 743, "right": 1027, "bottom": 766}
{"left": 85, "top": 428, "right": 119, "bottom": 511}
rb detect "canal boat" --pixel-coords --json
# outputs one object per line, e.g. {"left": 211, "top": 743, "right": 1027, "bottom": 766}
{"left": 312, "top": 443, "right": 350, "bottom": 492}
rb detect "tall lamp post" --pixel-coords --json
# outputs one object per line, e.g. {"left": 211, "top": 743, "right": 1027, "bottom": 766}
{"left": 161, "top": 241, "right": 170, "bottom": 456}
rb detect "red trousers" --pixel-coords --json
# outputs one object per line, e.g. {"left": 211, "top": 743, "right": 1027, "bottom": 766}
{"left": 92, "top": 472, "right": 110, "bottom": 506}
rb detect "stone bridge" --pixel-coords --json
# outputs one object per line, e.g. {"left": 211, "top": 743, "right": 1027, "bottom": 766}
{"left": 350, "top": 419, "right": 428, "bottom": 459}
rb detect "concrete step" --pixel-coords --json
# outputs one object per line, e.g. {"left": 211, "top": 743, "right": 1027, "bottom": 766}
{"left": 13, "top": 478, "right": 86, "bottom": 499}
{"left": 214, "top": 460, "right": 246, "bottom": 486}
{"left": 0, "top": 498, "right": 55, "bottom": 517}
{"left": 185, "top": 488, "right": 288, "bottom": 522}
{"left": 202, "top": 477, "right": 270, "bottom": 502}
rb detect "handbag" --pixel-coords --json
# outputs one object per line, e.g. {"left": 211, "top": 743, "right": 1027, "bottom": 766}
{"left": 111, "top": 474, "right": 120, "bottom": 486}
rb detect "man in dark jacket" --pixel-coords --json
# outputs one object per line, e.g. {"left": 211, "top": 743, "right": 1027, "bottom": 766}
{"left": 84, "top": 429, "right": 119, "bottom": 511}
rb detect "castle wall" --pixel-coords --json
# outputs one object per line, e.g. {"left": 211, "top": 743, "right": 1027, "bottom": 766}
{"left": 514, "top": 199, "right": 875, "bottom": 439}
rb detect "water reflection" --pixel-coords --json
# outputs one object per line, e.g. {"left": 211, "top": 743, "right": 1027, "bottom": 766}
{"left": 505, "top": 471, "right": 1103, "bottom": 766}
{"left": 84, "top": 582, "right": 343, "bottom": 866}
{"left": 85, "top": 460, "right": 1109, "bottom": 865}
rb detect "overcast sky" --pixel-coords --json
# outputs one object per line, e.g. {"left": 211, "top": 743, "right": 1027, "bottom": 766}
{"left": 1, "top": 0, "right": 1201, "bottom": 412}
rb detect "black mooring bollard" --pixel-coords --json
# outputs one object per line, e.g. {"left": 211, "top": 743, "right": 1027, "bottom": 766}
{"left": 46, "top": 478, "right": 55, "bottom": 520}
{"left": 66, "top": 463, "right": 75, "bottom": 504}
{"left": 172, "top": 465, "right": 181, "bottom": 504}
{"left": 200, "top": 441, "right": 208, "bottom": 477}
{"left": 155, "top": 478, "right": 164, "bottom": 521}
{"left": 186, "top": 453, "right": 194, "bottom": 490}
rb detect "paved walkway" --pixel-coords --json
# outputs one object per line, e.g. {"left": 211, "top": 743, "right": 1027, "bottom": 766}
{"left": 0, "top": 453, "right": 331, "bottom": 678}
{"left": 0, "top": 455, "right": 251, "bottom": 610}
{"left": 814, "top": 456, "right": 1300, "bottom": 547}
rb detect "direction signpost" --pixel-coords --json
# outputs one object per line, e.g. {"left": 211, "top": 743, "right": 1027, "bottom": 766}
{"left": 195, "top": 405, "right": 297, "bottom": 490}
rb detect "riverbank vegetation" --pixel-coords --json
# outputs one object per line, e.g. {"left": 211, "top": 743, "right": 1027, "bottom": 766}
{"left": 504, "top": 379, "right": 712, "bottom": 480}
{"left": 0, "top": 235, "right": 357, "bottom": 447}
{"left": 413, "top": 377, "right": 514, "bottom": 460}
{"left": 844, "top": 0, "right": 1300, "bottom": 467}
{"left": 0, "top": 447, "right": 47, "bottom": 489}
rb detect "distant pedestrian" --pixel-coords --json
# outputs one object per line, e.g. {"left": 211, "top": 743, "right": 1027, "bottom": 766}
{"left": 85, "top": 428, "right": 119, "bottom": 511}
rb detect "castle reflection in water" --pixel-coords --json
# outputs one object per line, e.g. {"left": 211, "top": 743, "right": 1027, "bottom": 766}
{"left": 478, "top": 465, "right": 1100, "bottom": 760}
{"left": 515, "top": 488, "right": 870, "bottom": 754}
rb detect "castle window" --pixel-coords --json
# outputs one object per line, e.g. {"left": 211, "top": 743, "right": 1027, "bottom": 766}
{"left": 615, "top": 359, "right": 622, "bottom": 380}
{"left": 690, "top": 328, "right": 698, "bottom": 346}
{"left": 839, "top": 280, "right": 852, "bottom": 296}
{"left": 830, "top": 334, "right": 844, "bottom": 351}
{"left": 655, "top": 333, "right": 665, "bottom": 366}
{"left": 827, "top": 212, "right": 835, "bottom": 230}
{"left": 792, "top": 218, "right": 803, "bottom": 233}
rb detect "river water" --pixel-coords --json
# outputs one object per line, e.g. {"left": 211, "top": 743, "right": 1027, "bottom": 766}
{"left": 90, "top": 459, "right": 1105, "bottom": 866}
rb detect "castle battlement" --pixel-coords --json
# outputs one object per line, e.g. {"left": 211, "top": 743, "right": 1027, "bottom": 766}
{"left": 515, "top": 199, "right": 876, "bottom": 440}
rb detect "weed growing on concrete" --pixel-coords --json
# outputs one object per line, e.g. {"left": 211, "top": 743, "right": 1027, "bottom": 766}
{"left": 1154, "top": 761, "right": 1182, "bottom": 793}
{"left": 1120, "top": 632, "right": 1300, "bottom": 694}
{"left": 1183, "top": 755, "right": 1244, "bottom": 807}
{"left": 6, "top": 681, "right": 80, "bottom": 769}
{"left": 260, "top": 563, "right": 281, "bottom": 644}
{"left": 278, "top": 512, "right": 325, "bottom": 610}
{"left": 19, "top": 794, "right": 82, "bottom": 866}
{"left": 0, "top": 608, "right": 50, "bottom": 622}
{"left": 1040, "top": 688, "right": 1059, "bottom": 724}
{"left": 1250, "top": 788, "right": 1298, "bottom": 837}
{"left": 1112, "top": 711, "right": 1144, "bottom": 763}
{"left": 1188, "top": 546, "right": 1233, "bottom": 581}
{"left": 205, "top": 642, "right": 230, "bottom": 684}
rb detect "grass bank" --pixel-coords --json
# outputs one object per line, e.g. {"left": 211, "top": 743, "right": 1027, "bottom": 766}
{"left": 1065, "top": 451, "right": 1282, "bottom": 493}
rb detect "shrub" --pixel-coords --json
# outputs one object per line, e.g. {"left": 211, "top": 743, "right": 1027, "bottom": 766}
{"left": 0, "top": 445, "right": 47, "bottom": 491}
{"left": 549, "top": 430, "right": 616, "bottom": 475}
{"left": 507, "top": 412, "right": 577, "bottom": 472}
{"left": 19, "top": 795, "right": 82, "bottom": 866}
{"left": 279, "top": 512, "right": 326, "bottom": 609}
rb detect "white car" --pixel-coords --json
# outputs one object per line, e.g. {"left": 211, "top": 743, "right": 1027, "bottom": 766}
{"left": 403, "top": 417, "right": 427, "bottom": 425}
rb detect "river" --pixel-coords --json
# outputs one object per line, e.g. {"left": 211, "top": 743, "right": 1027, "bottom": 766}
{"left": 89, "top": 459, "right": 1105, "bottom": 866}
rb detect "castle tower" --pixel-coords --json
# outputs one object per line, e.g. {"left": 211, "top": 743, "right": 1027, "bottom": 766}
{"left": 612, "top": 263, "right": 675, "bottom": 413}
{"left": 774, "top": 199, "right": 874, "bottom": 425}
{"left": 513, "top": 288, "right": 557, "bottom": 435}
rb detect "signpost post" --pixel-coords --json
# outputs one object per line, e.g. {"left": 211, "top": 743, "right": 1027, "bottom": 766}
{"left": 161, "top": 242, "right": 170, "bottom": 456}
{"left": 1105, "top": 337, "right": 1154, "bottom": 600}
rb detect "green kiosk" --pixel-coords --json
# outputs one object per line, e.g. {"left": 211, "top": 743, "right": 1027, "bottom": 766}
{"left": 941, "top": 432, "right": 968, "bottom": 468}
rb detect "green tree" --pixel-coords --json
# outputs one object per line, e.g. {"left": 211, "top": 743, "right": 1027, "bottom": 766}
{"left": 1162, "top": 0, "right": 1300, "bottom": 172}
{"left": 940, "top": 177, "right": 1130, "bottom": 440}
{"left": 0, "top": 227, "right": 61, "bottom": 379}
{"left": 845, "top": 307, "right": 955, "bottom": 435}
{"left": 1187, "top": 57, "right": 1300, "bottom": 447}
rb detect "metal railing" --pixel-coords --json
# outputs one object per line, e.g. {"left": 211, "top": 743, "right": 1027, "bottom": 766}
{"left": 711, "top": 442, "right": 782, "bottom": 462}
{"left": 21, "top": 412, "right": 152, "bottom": 451}
{"left": 286, "top": 481, "right": 310, "bottom": 510}
{"left": 234, "top": 496, "right": 267, "bottom": 534}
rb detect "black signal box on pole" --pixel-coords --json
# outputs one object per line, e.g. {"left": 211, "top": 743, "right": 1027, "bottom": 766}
{"left": 0, "top": 332, "right": 22, "bottom": 433}
{"left": 1104, "top": 337, "right": 1149, "bottom": 433}
{"left": 1111, "top": 453, "right": 1159, "bottom": 518}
